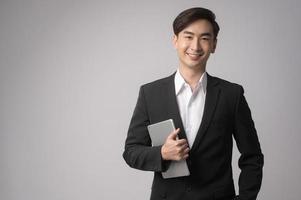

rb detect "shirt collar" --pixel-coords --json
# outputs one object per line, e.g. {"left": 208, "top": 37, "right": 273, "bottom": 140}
{"left": 174, "top": 69, "right": 207, "bottom": 95}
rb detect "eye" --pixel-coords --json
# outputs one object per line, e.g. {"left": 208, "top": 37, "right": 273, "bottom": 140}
{"left": 201, "top": 37, "right": 210, "bottom": 41}
{"left": 184, "top": 36, "right": 193, "bottom": 39}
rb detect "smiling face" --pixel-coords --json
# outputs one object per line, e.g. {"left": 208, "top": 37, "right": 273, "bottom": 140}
{"left": 173, "top": 19, "right": 217, "bottom": 72}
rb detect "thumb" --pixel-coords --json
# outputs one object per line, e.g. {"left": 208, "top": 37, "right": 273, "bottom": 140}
{"left": 168, "top": 128, "right": 180, "bottom": 140}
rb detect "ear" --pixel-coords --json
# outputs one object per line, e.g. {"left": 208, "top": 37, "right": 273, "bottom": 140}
{"left": 211, "top": 38, "right": 217, "bottom": 53}
{"left": 172, "top": 34, "right": 178, "bottom": 49}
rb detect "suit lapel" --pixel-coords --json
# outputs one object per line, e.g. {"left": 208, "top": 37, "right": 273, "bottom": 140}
{"left": 190, "top": 74, "right": 220, "bottom": 152}
{"left": 164, "top": 73, "right": 188, "bottom": 141}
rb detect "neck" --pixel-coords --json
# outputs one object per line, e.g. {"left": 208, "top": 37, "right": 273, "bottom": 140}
{"left": 179, "top": 65, "right": 205, "bottom": 89}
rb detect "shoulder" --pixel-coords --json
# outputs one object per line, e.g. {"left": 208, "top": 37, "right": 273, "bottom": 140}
{"left": 209, "top": 74, "right": 244, "bottom": 94}
{"left": 140, "top": 73, "right": 175, "bottom": 92}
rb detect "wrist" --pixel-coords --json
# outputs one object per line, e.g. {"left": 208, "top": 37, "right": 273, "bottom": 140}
{"left": 161, "top": 145, "right": 168, "bottom": 160}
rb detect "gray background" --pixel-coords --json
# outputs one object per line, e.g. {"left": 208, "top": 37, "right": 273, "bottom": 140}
{"left": 1, "top": 0, "right": 300, "bottom": 199}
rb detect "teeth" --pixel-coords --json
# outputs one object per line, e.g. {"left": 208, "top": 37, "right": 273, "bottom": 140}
{"left": 187, "top": 53, "right": 201, "bottom": 56}
{"left": 187, "top": 53, "right": 202, "bottom": 56}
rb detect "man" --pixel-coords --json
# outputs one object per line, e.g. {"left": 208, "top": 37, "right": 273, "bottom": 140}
{"left": 123, "top": 7, "right": 263, "bottom": 200}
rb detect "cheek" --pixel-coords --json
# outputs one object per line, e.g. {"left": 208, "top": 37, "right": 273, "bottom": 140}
{"left": 203, "top": 43, "right": 213, "bottom": 53}
{"left": 179, "top": 43, "right": 190, "bottom": 52}
{"left": 177, "top": 39, "right": 189, "bottom": 47}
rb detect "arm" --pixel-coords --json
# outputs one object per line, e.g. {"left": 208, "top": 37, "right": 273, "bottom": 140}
{"left": 233, "top": 86, "right": 264, "bottom": 200}
{"left": 122, "top": 86, "right": 167, "bottom": 172}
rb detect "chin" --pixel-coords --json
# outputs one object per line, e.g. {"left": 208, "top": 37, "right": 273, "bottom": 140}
{"left": 187, "top": 62, "right": 204, "bottom": 69}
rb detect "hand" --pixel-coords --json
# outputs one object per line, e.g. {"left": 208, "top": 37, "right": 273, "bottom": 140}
{"left": 161, "top": 128, "right": 190, "bottom": 161}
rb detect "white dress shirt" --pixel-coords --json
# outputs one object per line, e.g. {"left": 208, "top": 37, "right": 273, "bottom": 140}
{"left": 174, "top": 69, "right": 207, "bottom": 147}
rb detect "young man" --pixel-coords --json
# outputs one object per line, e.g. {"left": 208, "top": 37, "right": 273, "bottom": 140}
{"left": 123, "top": 7, "right": 263, "bottom": 200}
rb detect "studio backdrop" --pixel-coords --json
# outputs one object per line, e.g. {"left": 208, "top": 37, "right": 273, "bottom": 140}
{"left": 1, "top": 0, "right": 300, "bottom": 200}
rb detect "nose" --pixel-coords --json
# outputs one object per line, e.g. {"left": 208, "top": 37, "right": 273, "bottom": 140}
{"left": 190, "top": 38, "right": 201, "bottom": 52}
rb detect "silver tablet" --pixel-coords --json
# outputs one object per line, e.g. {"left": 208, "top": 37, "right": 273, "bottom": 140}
{"left": 147, "top": 119, "right": 190, "bottom": 179}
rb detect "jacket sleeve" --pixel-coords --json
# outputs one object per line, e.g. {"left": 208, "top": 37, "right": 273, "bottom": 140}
{"left": 123, "top": 86, "right": 168, "bottom": 172}
{"left": 233, "top": 86, "right": 264, "bottom": 200}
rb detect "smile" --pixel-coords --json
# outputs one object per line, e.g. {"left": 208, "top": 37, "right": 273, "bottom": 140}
{"left": 186, "top": 52, "right": 203, "bottom": 59}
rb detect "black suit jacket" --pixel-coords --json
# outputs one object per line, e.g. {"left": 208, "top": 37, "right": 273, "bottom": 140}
{"left": 123, "top": 73, "right": 263, "bottom": 200}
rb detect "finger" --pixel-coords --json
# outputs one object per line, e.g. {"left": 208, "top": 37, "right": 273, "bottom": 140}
{"left": 176, "top": 139, "right": 188, "bottom": 146}
{"left": 168, "top": 128, "right": 180, "bottom": 140}
{"left": 183, "top": 147, "right": 190, "bottom": 154}
{"left": 174, "top": 128, "right": 180, "bottom": 140}
{"left": 178, "top": 146, "right": 190, "bottom": 154}
{"left": 177, "top": 152, "right": 189, "bottom": 161}
{"left": 181, "top": 148, "right": 190, "bottom": 158}
{"left": 182, "top": 154, "right": 189, "bottom": 160}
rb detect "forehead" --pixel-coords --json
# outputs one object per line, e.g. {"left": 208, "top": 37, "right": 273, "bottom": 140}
{"left": 180, "top": 19, "right": 214, "bottom": 35}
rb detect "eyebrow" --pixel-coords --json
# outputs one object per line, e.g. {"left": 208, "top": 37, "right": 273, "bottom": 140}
{"left": 183, "top": 31, "right": 213, "bottom": 37}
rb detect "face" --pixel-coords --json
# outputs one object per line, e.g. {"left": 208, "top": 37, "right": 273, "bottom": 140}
{"left": 173, "top": 19, "right": 217, "bottom": 72}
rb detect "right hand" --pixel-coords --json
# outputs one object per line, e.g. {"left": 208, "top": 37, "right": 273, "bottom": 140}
{"left": 161, "top": 128, "right": 190, "bottom": 161}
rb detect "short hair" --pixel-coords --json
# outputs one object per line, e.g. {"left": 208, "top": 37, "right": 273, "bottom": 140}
{"left": 173, "top": 7, "right": 220, "bottom": 39}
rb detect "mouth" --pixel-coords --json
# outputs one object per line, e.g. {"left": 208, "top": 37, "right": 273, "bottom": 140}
{"left": 186, "top": 52, "right": 203, "bottom": 60}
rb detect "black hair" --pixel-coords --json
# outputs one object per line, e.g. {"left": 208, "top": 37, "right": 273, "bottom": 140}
{"left": 173, "top": 7, "right": 220, "bottom": 39}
